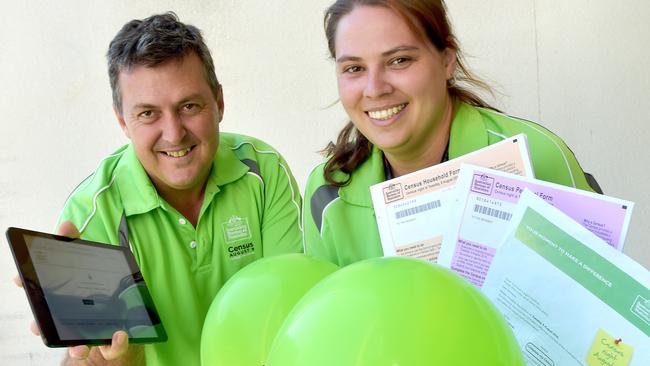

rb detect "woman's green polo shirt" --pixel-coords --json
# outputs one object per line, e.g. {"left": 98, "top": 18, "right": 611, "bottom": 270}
{"left": 304, "top": 102, "right": 596, "bottom": 267}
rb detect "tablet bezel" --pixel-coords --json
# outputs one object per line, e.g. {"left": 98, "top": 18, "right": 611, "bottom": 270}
{"left": 6, "top": 227, "right": 167, "bottom": 347}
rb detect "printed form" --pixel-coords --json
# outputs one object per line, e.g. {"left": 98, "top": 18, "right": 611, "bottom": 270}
{"left": 482, "top": 190, "right": 649, "bottom": 366}
{"left": 438, "top": 164, "right": 634, "bottom": 288}
{"left": 370, "top": 134, "right": 533, "bottom": 262}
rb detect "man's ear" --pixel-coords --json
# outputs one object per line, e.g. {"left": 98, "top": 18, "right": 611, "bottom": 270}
{"left": 216, "top": 84, "right": 224, "bottom": 123}
{"left": 443, "top": 48, "right": 457, "bottom": 80}
{"left": 113, "top": 105, "right": 130, "bottom": 139}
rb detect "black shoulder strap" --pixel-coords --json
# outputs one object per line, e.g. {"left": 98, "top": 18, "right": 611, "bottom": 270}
{"left": 584, "top": 172, "right": 603, "bottom": 194}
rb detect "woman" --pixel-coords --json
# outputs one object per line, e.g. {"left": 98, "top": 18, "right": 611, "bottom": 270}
{"left": 303, "top": 0, "right": 599, "bottom": 266}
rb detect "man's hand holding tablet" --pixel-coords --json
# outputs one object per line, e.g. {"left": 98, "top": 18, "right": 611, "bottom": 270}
{"left": 9, "top": 221, "right": 166, "bottom": 365}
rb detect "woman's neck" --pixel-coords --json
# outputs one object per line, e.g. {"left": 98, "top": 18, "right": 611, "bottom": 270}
{"left": 385, "top": 98, "right": 455, "bottom": 178}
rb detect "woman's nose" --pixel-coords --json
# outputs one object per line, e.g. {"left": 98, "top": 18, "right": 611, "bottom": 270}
{"left": 363, "top": 68, "right": 393, "bottom": 99}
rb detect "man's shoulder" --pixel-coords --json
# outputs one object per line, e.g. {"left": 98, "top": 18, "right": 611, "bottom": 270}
{"left": 219, "top": 132, "right": 290, "bottom": 178}
{"left": 220, "top": 132, "right": 279, "bottom": 158}
{"left": 57, "top": 145, "right": 130, "bottom": 240}
{"left": 65, "top": 145, "right": 130, "bottom": 201}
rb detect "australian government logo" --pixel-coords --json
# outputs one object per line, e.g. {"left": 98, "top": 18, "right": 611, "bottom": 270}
{"left": 222, "top": 215, "right": 255, "bottom": 259}
{"left": 383, "top": 183, "right": 404, "bottom": 204}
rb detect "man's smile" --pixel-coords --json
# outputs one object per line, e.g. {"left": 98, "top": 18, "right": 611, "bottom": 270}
{"left": 161, "top": 146, "right": 195, "bottom": 158}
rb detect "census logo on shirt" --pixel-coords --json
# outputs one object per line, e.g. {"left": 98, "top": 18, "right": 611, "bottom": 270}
{"left": 222, "top": 215, "right": 255, "bottom": 259}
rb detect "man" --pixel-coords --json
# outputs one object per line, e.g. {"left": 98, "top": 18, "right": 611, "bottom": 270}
{"left": 52, "top": 12, "right": 302, "bottom": 365}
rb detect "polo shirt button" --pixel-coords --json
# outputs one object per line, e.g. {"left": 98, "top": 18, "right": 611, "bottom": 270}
{"left": 179, "top": 218, "right": 187, "bottom": 225}
{"left": 190, "top": 240, "right": 197, "bottom": 249}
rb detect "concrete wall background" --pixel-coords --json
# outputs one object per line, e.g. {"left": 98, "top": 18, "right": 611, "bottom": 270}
{"left": 1, "top": 1, "right": 647, "bottom": 363}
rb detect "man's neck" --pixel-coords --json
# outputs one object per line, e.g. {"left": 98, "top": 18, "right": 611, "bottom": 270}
{"left": 158, "top": 185, "right": 206, "bottom": 227}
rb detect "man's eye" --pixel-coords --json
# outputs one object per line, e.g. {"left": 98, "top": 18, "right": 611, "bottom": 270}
{"left": 182, "top": 103, "right": 200, "bottom": 113}
{"left": 138, "top": 110, "right": 154, "bottom": 119}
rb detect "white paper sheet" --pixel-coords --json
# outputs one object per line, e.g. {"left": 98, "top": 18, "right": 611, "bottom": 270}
{"left": 438, "top": 164, "right": 634, "bottom": 288}
{"left": 482, "top": 190, "right": 649, "bottom": 366}
{"left": 370, "top": 134, "right": 533, "bottom": 262}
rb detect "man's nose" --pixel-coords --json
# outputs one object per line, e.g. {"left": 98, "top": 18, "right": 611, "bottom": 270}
{"left": 161, "top": 112, "right": 187, "bottom": 144}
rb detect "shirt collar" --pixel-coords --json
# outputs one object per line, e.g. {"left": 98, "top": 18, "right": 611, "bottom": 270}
{"left": 448, "top": 101, "right": 489, "bottom": 158}
{"left": 200, "top": 140, "right": 250, "bottom": 213}
{"left": 116, "top": 141, "right": 249, "bottom": 216}
{"left": 115, "top": 145, "right": 161, "bottom": 216}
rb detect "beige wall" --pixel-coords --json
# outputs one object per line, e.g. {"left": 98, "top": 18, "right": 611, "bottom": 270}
{"left": 1, "top": 1, "right": 648, "bottom": 363}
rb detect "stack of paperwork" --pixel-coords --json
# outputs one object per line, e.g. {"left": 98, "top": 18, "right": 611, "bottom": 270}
{"left": 370, "top": 134, "right": 648, "bottom": 365}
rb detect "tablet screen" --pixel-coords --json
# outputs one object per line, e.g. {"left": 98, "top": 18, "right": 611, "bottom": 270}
{"left": 7, "top": 227, "right": 167, "bottom": 347}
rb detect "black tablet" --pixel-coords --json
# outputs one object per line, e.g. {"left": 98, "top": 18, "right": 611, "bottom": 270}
{"left": 6, "top": 227, "right": 167, "bottom": 347}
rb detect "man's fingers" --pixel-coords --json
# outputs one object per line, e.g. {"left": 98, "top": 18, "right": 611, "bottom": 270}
{"left": 30, "top": 321, "right": 40, "bottom": 336}
{"left": 17, "top": 277, "right": 41, "bottom": 336}
{"left": 15, "top": 224, "right": 79, "bottom": 289}
{"left": 13, "top": 275, "right": 23, "bottom": 288}
{"left": 24, "top": 223, "right": 123, "bottom": 362}
{"left": 68, "top": 345, "right": 91, "bottom": 360}
{"left": 67, "top": 331, "right": 128, "bottom": 362}
{"left": 57, "top": 221, "right": 81, "bottom": 239}
{"left": 16, "top": 276, "right": 40, "bottom": 337}
{"left": 98, "top": 331, "right": 129, "bottom": 360}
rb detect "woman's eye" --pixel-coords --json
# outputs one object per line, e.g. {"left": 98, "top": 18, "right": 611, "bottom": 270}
{"left": 390, "top": 57, "right": 411, "bottom": 66}
{"left": 343, "top": 65, "right": 363, "bottom": 74}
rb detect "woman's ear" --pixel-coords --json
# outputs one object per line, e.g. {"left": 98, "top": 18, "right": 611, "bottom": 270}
{"left": 443, "top": 48, "right": 457, "bottom": 80}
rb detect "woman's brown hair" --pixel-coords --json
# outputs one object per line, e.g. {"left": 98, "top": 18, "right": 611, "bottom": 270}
{"left": 322, "top": 0, "right": 496, "bottom": 186}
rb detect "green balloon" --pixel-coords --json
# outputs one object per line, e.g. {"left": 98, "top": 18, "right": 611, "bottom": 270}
{"left": 200, "top": 253, "right": 338, "bottom": 366}
{"left": 266, "top": 257, "right": 524, "bottom": 366}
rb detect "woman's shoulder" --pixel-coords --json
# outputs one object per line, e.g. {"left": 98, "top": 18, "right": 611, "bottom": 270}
{"left": 473, "top": 106, "right": 567, "bottom": 147}
{"left": 471, "top": 105, "right": 595, "bottom": 191}
{"left": 305, "top": 160, "right": 328, "bottom": 189}
{"left": 304, "top": 146, "right": 386, "bottom": 195}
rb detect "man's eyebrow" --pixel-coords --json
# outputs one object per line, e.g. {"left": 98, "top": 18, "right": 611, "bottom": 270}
{"left": 130, "top": 94, "right": 208, "bottom": 111}
{"left": 132, "top": 103, "right": 157, "bottom": 111}
{"left": 336, "top": 45, "right": 421, "bottom": 63}
{"left": 177, "top": 94, "right": 207, "bottom": 105}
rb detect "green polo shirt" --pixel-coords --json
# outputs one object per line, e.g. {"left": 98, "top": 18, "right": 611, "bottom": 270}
{"left": 57, "top": 133, "right": 303, "bottom": 366}
{"left": 304, "top": 102, "right": 596, "bottom": 267}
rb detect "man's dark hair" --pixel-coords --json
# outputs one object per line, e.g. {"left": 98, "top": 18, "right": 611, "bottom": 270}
{"left": 107, "top": 12, "right": 220, "bottom": 113}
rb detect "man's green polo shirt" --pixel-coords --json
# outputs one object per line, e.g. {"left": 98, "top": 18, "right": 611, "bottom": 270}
{"left": 304, "top": 102, "right": 597, "bottom": 267}
{"left": 58, "top": 133, "right": 303, "bottom": 365}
